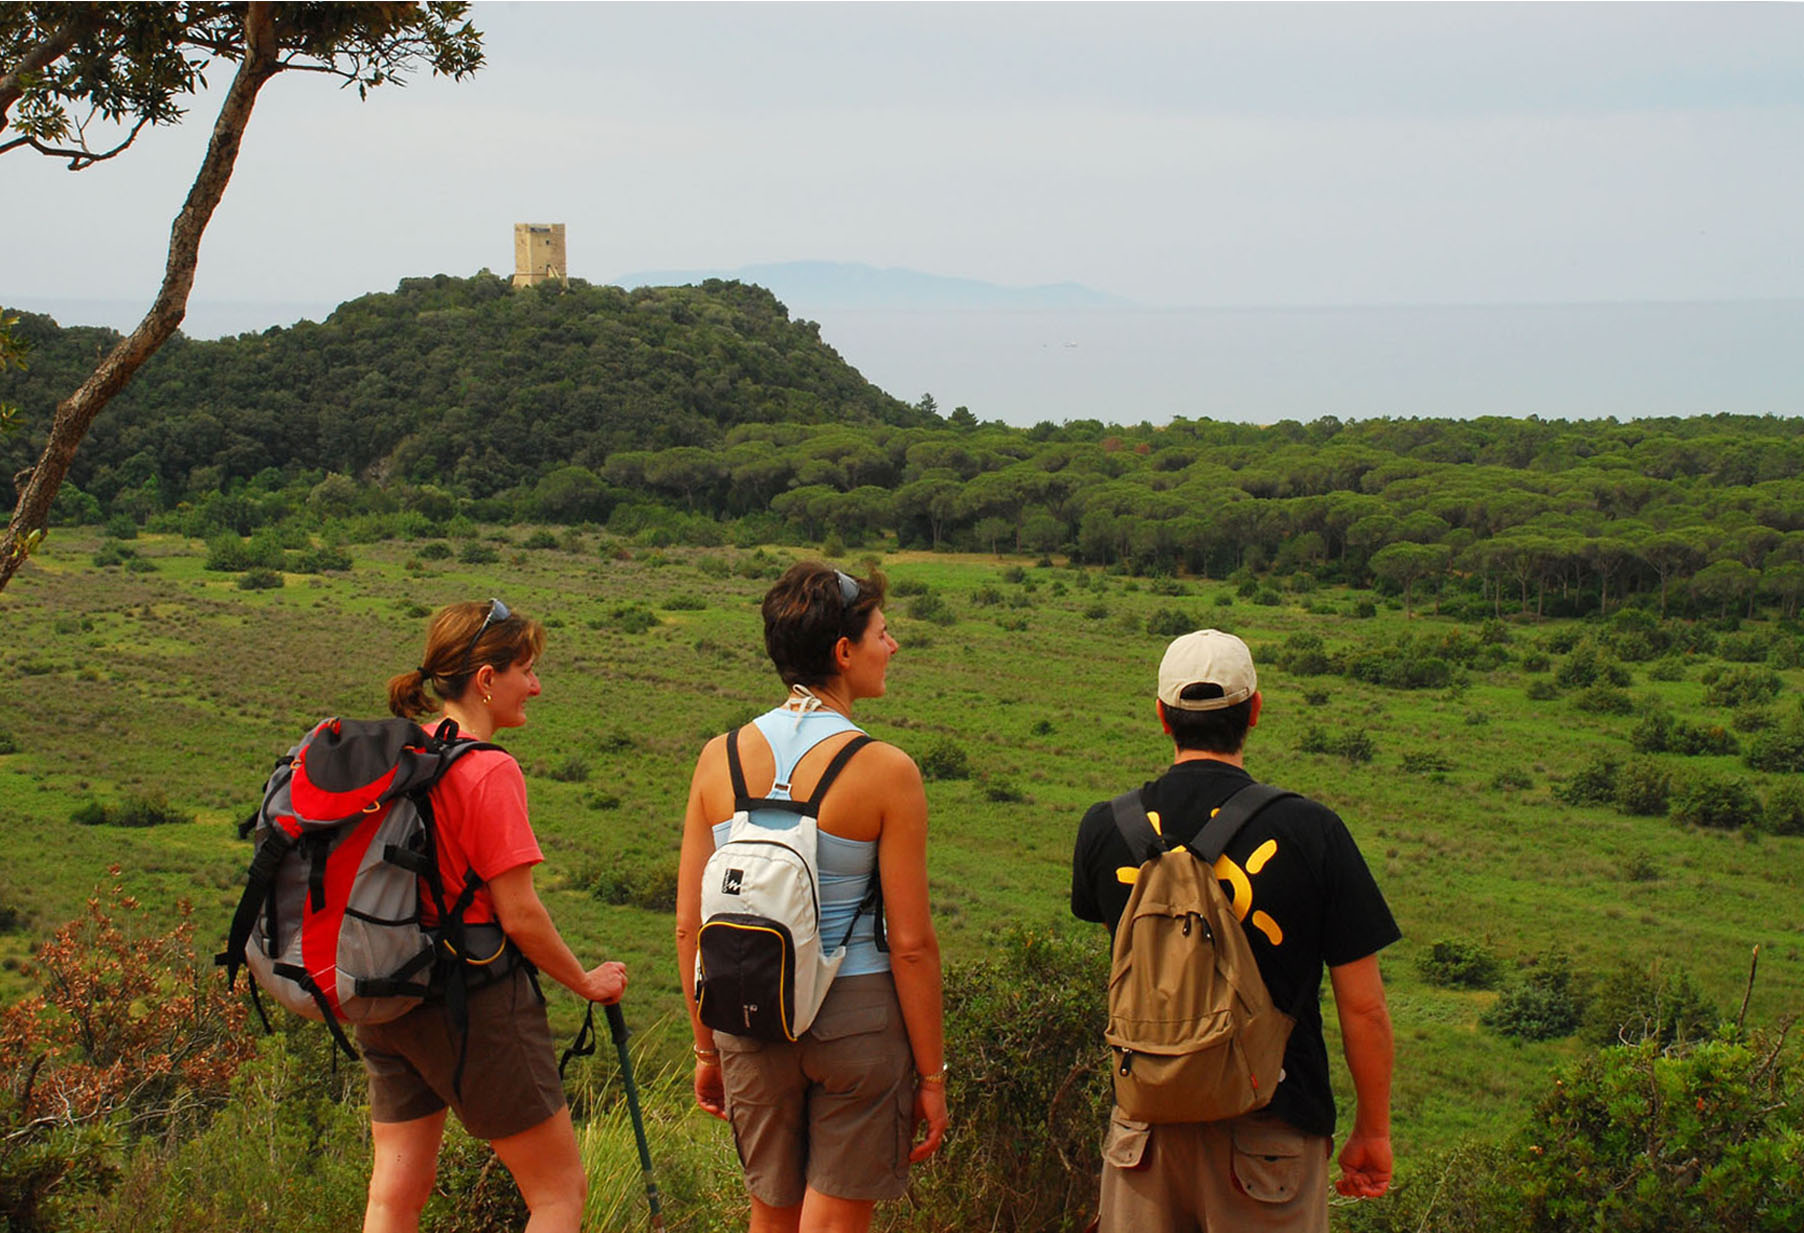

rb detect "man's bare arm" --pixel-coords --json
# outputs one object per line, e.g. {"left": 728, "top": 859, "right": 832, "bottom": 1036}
{"left": 1329, "top": 953, "right": 1393, "bottom": 1198}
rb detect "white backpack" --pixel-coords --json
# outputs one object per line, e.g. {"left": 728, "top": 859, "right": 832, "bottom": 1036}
{"left": 695, "top": 726, "right": 878, "bottom": 1041}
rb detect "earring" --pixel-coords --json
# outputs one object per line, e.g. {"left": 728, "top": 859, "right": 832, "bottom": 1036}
{"left": 483, "top": 693, "right": 492, "bottom": 704}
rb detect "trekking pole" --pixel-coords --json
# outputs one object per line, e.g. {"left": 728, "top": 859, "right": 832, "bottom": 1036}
{"left": 605, "top": 1002, "right": 666, "bottom": 1232}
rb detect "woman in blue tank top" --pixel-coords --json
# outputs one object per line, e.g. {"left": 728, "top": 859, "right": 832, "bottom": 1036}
{"left": 677, "top": 561, "right": 947, "bottom": 1233}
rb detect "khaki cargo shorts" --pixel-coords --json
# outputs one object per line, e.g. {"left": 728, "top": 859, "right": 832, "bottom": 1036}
{"left": 715, "top": 971, "right": 916, "bottom": 1207}
{"left": 1098, "top": 1107, "right": 1330, "bottom": 1233}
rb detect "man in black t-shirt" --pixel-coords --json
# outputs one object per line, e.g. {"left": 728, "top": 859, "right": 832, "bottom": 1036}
{"left": 1072, "top": 629, "right": 1398, "bottom": 1233}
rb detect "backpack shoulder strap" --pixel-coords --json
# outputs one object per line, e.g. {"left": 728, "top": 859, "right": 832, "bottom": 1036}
{"left": 806, "top": 734, "right": 873, "bottom": 813}
{"left": 1189, "top": 782, "right": 1299, "bottom": 863}
{"left": 1109, "top": 788, "right": 1167, "bottom": 866}
{"left": 724, "top": 727, "right": 751, "bottom": 804}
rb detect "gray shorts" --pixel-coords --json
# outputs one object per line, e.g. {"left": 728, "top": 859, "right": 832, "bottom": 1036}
{"left": 716, "top": 971, "right": 916, "bottom": 1207}
{"left": 357, "top": 964, "right": 565, "bottom": 1142}
{"left": 1098, "top": 1107, "right": 1330, "bottom": 1233}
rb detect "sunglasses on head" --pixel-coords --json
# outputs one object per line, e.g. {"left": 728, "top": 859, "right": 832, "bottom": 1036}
{"left": 460, "top": 597, "right": 509, "bottom": 674}
{"left": 834, "top": 570, "right": 860, "bottom": 608}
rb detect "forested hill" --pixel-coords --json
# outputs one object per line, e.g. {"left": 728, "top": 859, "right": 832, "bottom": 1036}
{"left": 1, "top": 274, "right": 929, "bottom": 498}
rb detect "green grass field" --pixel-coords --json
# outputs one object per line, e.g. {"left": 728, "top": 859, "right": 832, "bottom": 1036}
{"left": 3, "top": 526, "right": 1801, "bottom": 1215}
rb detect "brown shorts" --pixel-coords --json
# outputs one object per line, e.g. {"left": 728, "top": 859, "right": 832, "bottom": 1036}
{"left": 357, "top": 964, "right": 566, "bottom": 1142}
{"left": 1098, "top": 1107, "right": 1330, "bottom": 1233}
{"left": 716, "top": 971, "right": 916, "bottom": 1207}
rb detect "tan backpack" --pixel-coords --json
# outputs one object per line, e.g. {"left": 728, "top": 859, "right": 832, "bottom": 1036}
{"left": 1104, "top": 783, "right": 1297, "bottom": 1123}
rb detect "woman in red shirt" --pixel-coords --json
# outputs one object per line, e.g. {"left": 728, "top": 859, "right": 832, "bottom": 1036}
{"left": 366, "top": 599, "right": 627, "bottom": 1233}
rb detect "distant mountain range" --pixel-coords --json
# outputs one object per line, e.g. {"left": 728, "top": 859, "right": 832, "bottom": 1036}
{"left": 610, "top": 261, "right": 1132, "bottom": 312}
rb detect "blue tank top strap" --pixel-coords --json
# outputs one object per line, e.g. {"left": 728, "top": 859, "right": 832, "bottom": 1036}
{"left": 750, "top": 704, "right": 865, "bottom": 802}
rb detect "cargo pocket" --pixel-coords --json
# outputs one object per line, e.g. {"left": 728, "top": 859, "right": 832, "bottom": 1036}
{"left": 1229, "top": 1117, "right": 1307, "bottom": 1204}
{"left": 1102, "top": 1111, "right": 1151, "bottom": 1171}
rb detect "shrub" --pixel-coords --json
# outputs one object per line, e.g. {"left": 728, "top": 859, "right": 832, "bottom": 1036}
{"left": 1491, "top": 767, "right": 1533, "bottom": 791}
{"left": 1299, "top": 726, "right": 1375, "bottom": 764}
{"left": 1554, "top": 754, "right": 1618, "bottom": 807}
{"left": 908, "top": 593, "right": 957, "bottom": 626}
{"left": 1525, "top": 679, "right": 1560, "bottom": 702}
{"left": 1517, "top": 1032, "right": 1804, "bottom": 1232}
{"left": 1633, "top": 712, "right": 1738, "bottom": 756}
{"left": 970, "top": 585, "right": 1004, "bottom": 607}
{"left": 1571, "top": 684, "right": 1635, "bottom": 715}
{"left": 1343, "top": 639, "right": 1457, "bottom": 690}
{"left": 1482, "top": 952, "right": 1585, "bottom": 1041}
{"left": 1400, "top": 751, "right": 1452, "bottom": 774}
{"left": 71, "top": 793, "right": 191, "bottom": 828}
{"left": 543, "top": 756, "right": 591, "bottom": 784}
{"left": 1644, "top": 654, "right": 1687, "bottom": 681}
{"left": 522, "top": 530, "right": 559, "bottom": 550}
{"left": 291, "top": 543, "right": 352, "bottom": 573}
{"left": 920, "top": 739, "right": 972, "bottom": 781}
{"left": 1352, "top": 598, "right": 1377, "bottom": 619}
{"left": 612, "top": 604, "right": 657, "bottom": 634}
{"left": 661, "top": 595, "right": 706, "bottom": 611}
{"left": 1519, "top": 651, "right": 1551, "bottom": 673}
{"left": 0, "top": 875, "right": 257, "bottom": 1225}
{"left": 1081, "top": 601, "right": 1109, "bottom": 621}
{"left": 919, "top": 928, "right": 1111, "bottom": 1232}
{"left": 1731, "top": 705, "right": 1773, "bottom": 733}
{"left": 418, "top": 540, "right": 452, "bottom": 560}
{"left": 1556, "top": 643, "right": 1630, "bottom": 689}
{"left": 1278, "top": 631, "right": 1333, "bottom": 676}
{"left": 585, "top": 858, "right": 677, "bottom": 911}
{"left": 458, "top": 541, "right": 499, "bottom": 565}
{"left": 0, "top": 730, "right": 16, "bottom": 756}
{"left": 1613, "top": 758, "right": 1671, "bottom": 816}
{"left": 982, "top": 779, "right": 1026, "bottom": 803}
{"left": 1253, "top": 587, "right": 1282, "bottom": 607}
{"left": 91, "top": 541, "right": 133, "bottom": 567}
{"left": 1669, "top": 774, "right": 1761, "bottom": 830}
{"left": 1763, "top": 779, "right": 1804, "bottom": 836}
{"left": 1703, "top": 666, "right": 1782, "bottom": 709}
{"left": 1744, "top": 715, "right": 1804, "bottom": 774}
{"left": 236, "top": 568, "right": 284, "bottom": 591}
{"left": 1717, "top": 631, "right": 1771, "bottom": 663}
{"left": 1582, "top": 962, "right": 1717, "bottom": 1049}
{"left": 890, "top": 577, "right": 930, "bottom": 597}
{"left": 1144, "top": 607, "right": 1194, "bottom": 637}
{"left": 1416, "top": 939, "right": 1502, "bottom": 989}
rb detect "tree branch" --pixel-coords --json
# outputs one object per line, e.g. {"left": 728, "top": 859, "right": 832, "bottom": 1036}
{"left": 0, "top": 2, "right": 280, "bottom": 591}
{"left": 8, "top": 113, "right": 152, "bottom": 169}
{"left": 0, "top": 13, "right": 89, "bottom": 132}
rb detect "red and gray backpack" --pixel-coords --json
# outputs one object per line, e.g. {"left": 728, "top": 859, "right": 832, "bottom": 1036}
{"left": 218, "top": 716, "right": 521, "bottom": 1068}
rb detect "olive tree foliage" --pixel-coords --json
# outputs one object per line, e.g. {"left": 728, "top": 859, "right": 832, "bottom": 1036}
{"left": 0, "top": 2, "right": 483, "bottom": 591}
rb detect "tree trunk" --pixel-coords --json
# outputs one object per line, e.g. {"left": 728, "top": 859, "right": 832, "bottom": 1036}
{"left": 0, "top": 4, "right": 277, "bottom": 592}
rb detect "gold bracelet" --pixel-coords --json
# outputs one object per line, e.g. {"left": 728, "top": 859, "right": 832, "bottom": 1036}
{"left": 918, "top": 1067, "right": 947, "bottom": 1085}
{"left": 693, "top": 1044, "right": 721, "bottom": 1062}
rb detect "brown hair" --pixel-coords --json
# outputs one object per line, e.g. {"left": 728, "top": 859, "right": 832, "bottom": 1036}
{"left": 761, "top": 561, "right": 888, "bottom": 688}
{"left": 387, "top": 600, "right": 547, "bottom": 719}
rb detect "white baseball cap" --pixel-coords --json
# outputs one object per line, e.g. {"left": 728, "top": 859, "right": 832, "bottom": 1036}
{"left": 1157, "top": 629, "right": 1258, "bottom": 711}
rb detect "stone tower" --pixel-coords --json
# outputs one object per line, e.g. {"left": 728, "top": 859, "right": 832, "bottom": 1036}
{"left": 513, "top": 223, "right": 567, "bottom": 287}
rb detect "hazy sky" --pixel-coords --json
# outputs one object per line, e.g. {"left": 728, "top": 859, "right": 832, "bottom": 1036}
{"left": 11, "top": 1, "right": 1802, "bottom": 316}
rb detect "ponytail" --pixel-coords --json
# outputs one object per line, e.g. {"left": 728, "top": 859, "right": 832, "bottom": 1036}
{"left": 387, "top": 668, "right": 440, "bottom": 720}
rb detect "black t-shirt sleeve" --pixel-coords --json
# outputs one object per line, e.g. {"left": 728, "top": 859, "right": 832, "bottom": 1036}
{"left": 1316, "top": 813, "right": 1402, "bottom": 967}
{"left": 1071, "top": 802, "right": 1113, "bottom": 923}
